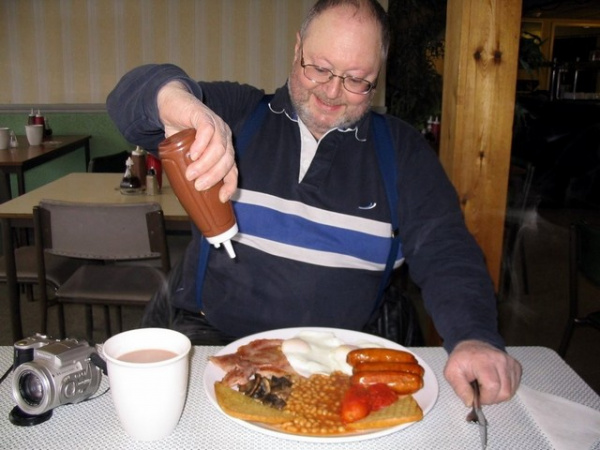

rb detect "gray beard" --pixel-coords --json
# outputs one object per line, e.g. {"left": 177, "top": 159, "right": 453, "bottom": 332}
{"left": 287, "top": 82, "right": 372, "bottom": 136}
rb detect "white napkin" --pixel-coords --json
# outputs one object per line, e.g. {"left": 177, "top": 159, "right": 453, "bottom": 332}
{"left": 518, "top": 384, "right": 600, "bottom": 450}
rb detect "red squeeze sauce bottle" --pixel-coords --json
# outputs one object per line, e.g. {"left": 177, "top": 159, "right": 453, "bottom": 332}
{"left": 159, "top": 129, "right": 238, "bottom": 258}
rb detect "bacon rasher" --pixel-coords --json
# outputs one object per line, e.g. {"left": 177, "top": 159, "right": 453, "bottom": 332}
{"left": 209, "top": 339, "right": 296, "bottom": 387}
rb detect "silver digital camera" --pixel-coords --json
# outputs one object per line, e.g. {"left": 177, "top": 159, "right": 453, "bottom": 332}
{"left": 12, "top": 334, "right": 103, "bottom": 416}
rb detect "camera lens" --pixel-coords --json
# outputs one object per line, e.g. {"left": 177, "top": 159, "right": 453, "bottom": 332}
{"left": 18, "top": 371, "right": 45, "bottom": 406}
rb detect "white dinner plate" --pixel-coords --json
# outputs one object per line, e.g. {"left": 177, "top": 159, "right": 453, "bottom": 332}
{"left": 203, "top": 327, "right": 439, "bottom": 443}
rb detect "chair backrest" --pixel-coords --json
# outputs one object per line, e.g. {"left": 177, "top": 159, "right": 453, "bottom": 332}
{"left": 34, "top": 200, "right": 171, "bottom": 272}
{"left": 573, "top": 221, "right": 600, "bottom": 287}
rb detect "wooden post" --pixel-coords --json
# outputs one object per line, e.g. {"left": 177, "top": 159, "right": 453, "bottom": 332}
{"left": 439, "top": 0, "right": 522, "bottom": 291}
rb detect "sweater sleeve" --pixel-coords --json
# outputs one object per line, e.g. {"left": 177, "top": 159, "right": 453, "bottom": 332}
{"left": 106, "top": 64, "right": 204, "bottom": 150}
{"left": 391, "top": 118, "right": 505, "bottom": 353}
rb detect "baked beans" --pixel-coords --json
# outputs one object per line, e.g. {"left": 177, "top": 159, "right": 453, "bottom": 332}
{"left": 278, "top": 372, "right": 351, "bottom": 435}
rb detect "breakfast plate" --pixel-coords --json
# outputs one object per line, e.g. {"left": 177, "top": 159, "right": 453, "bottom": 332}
{"left": 203, "top": 327, "right": 439, "bottom": 443}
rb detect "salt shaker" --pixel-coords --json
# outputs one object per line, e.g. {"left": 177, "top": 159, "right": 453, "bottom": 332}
{"left": 146, "top": 169, "right": 159, "bottom": 196}
{"left": 9, "top": 131, "right": 18, "bottom": 148}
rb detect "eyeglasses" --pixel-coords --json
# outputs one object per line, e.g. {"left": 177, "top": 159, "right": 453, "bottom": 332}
{"left": 300, "top": 51, "right": 377, "bottom": 95}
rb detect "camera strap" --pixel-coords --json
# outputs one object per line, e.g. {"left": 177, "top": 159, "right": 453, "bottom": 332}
{"left": 0, "top": 364, "right": 11, "bottom": 386}
{"left": 90, "top": 352, "right": 108, "bottom": 375}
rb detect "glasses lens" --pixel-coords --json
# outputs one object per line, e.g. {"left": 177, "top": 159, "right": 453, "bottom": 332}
{"left": 18, "top": 372, "right": 45, "bottom": 406}
{"left": 303, "top": 65, "right": 332, "bottom": 83}
{"left": 343, "top": 77, "right": 373, "bottom": 94}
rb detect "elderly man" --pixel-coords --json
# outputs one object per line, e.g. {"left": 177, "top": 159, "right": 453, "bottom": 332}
{"left": 107, "top": 0, "right": 521, "bottom": 406}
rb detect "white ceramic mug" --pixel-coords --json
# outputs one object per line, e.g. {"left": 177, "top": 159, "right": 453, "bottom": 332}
{"left": 0, "top": 127, "right": 9, "bottom": 150}
{"left": 102, "top": 328, "right": 192, "bottom": 441}
{"left": 25, "top": 124, "right": 44, "bottom": 146}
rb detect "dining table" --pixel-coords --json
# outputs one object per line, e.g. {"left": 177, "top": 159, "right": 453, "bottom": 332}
{"left": 0, "top": 172, "right": 190, "bottom": 341}
{"left": 0, "top": 136, "right": 91, "bottom": 198}
{"left": 0, "top": 345, "right": 599, "bottom": 449}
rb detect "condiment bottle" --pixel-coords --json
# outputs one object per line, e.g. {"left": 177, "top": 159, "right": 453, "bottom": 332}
{"left": 431, "top": 117, "right": 440, "bottom": 144}
{"left": 131, "top": 146, "right": 147, "bottom": 189}
{"left": 27, "top": 109, "right": 35, "bottom": 125}
{"left": 159, "top": 129, "right": 238, "bottom": 258}
{"left": 120, "top": 157, "right": 142, "bottom": 195}
{"left": 34, "top": 110, "right": 45, "bottom": 128}
{"left": 44, "top": 118, "right": 53, "bottom": 137}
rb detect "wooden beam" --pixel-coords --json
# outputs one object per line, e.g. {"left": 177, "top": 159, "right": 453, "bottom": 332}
{"left": 439, "top": 0, "right": 522, "bottom": 290}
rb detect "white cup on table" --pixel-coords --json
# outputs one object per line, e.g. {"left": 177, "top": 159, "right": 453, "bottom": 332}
{"left": 102, "top": 328, "right": 192, "bottom": 441}
{"left": 0, "top": 127, "right": 9, "bottom": 150}
{"left": 25, "top": 124, "right": 44, "bottom": 146}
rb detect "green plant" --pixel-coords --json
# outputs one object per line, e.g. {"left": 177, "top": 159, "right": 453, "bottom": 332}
{"left": 385, "top": 0, "right": 446, "bottom": 129}
{"left": 518, "top": 31, "right": 547, "bottom": 73}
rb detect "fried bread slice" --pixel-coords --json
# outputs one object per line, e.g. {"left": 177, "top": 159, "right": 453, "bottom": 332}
{"left": 214, "top": 382, "right": 295, "bottom": 424}
{"left": 345, "top": 394, "right": 423, "bottom": 430}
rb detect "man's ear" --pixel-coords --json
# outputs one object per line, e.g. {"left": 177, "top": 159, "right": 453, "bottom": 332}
{"left": 293, "top": 32, "right": 302, "bottom": 62}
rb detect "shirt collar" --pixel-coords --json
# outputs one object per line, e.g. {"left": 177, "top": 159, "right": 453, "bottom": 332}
{"left": 269, "top": 83, "right": 370, "bottom": 142}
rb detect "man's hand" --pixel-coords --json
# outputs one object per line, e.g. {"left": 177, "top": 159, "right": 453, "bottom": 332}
{"left": 444, "top": 340, "right": 522, "bottom": 405}
{"left": 157, "top": 81, "right": 237, "bottom": 202}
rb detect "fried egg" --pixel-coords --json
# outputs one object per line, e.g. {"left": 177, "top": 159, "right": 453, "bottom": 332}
{"left": 281, "top": 330, "right": 381, "bottom": 378}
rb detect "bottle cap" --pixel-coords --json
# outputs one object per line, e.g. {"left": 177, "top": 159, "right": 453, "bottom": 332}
{"left": 205, "top": 223, "right": 238, "bottom": 258}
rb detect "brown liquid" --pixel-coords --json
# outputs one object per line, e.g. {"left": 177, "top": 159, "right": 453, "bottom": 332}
{"left": 131, "top": 152, "right": 147, "bottom": 188}
{"left": 159, "top": 129, "right": 237, "bottom": 239}
{"left": 118, "top": 349, "right": 178, "bottom": 363}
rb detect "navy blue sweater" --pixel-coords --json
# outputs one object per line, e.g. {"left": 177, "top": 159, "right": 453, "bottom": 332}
{"left": 106, "top": 64, "right": 504, "bottom": 352}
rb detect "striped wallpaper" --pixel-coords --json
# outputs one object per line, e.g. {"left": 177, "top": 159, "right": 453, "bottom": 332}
{"left": 0, "top": 0, "right": 387, "bottom": 108}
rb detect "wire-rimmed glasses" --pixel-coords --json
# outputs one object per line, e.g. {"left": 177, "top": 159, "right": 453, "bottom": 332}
{"left": 300, "top": 51, "right": 377, "bottom": 95}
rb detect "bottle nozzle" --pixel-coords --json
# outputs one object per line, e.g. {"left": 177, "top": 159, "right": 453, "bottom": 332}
{"left": 222, "top": 240, "right": 236, "bottom": 259}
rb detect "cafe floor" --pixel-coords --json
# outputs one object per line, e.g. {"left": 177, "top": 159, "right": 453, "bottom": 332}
{"left": 1, "top": 210, "right": 599, "bottom": 396}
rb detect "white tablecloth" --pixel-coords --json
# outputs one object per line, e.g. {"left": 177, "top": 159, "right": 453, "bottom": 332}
{"left": 1, "top": 346, "right": 599, "bottom": 449}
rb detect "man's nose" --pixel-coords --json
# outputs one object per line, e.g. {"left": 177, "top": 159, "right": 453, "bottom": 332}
{"left": 324, "top": 75, "right": 344, "bottom": 97}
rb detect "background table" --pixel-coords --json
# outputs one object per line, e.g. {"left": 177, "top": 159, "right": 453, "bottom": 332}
{"left": 0, "top": 136, "right": 91, "bottom": 198}
{"left": 0, "top": 172, "right": 187, "bottom": 227}
{"left": 1, "top": 346, "right": 599, "bottom": 449}
{"left": 0, "top": 173, "right": 190, "bottom": 341}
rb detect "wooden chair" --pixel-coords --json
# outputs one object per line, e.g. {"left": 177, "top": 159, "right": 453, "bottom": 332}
{"left": 34, "top": 200, "right": 171, "bottom": 342}
{"left": 558, "top": 221, "right": 600, "bottom": 357}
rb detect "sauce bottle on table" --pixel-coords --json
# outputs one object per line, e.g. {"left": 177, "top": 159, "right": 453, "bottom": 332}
{"left": 158, "top": 129, "right": 238, "bottom": 258}
{"left": 131, "top": 146, "right": 147, "bottom": 189}
{"left": 120, "top": 157, "right": 142, "bottom": 195}
{"left": 34, "top": 110, "right": 45, "bottom": 128}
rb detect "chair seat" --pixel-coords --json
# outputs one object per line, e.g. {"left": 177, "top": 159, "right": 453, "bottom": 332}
{"left": 56, "top": 265, "right": 167, "bottom": 305}
{"left": 0, "top": 246, "right": 84, "bottom": 286}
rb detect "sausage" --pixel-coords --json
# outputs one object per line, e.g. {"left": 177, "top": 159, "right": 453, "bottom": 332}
{"left": 352, "top": 361, "right": 425, "bottom": 377}
{"left": 346, "top": 348, "right": 417, "bottom": 366}
{"left": 351, "top": 370, "right": 423, "bottom": 395}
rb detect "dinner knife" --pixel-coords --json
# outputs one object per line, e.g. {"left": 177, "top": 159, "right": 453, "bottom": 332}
{"left": 471, "top": 380, "right": 488, "bottom": 449}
